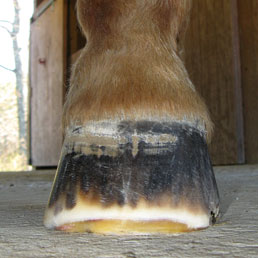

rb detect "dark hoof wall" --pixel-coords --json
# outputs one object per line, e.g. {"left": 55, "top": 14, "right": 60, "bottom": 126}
{"left": 44, "top": 120, "right": 219, "bottom": 234}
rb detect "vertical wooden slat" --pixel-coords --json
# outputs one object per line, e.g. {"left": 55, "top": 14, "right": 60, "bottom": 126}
{"left": 238, "top": 0, "right": 258, "bottom": 163}
{"left": 30, "top": 0, "right": 64, "bottom": 166}
{"left": 35, "top": 0, "right": 45, "bottom": 8}
{"left": 231, "top": 0, "right": 245, "bottom": 163}
{"left": 63, "top": 0, "right": 68, "bottom": 100}
{"left": 184, "top": 0, "right": 244, "bottom": 165}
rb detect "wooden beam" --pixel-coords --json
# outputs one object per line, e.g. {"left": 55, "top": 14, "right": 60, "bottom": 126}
{"left": 30, "top": 0, "right": 64, "bottom": 166}
{"left": 184, "top": 0, "right": 244, "bottom": 165}
{"left": 238, "top": 0, "right": 258, "bottom": 164}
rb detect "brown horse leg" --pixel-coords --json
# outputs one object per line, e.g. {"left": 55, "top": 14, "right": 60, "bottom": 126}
{"left": 44, "top": 0, "right": 219, "bottom": 234}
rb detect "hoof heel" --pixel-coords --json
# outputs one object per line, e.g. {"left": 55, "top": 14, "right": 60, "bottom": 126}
{"left": 44, "top": 120, "right": 219, "bottom": 234}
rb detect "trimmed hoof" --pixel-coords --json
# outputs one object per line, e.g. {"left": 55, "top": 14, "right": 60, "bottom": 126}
{"left": 44, "top": 121, "right": 219, "bottom": 234}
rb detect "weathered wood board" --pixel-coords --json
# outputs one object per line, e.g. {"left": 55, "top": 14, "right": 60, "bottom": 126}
{"left": 238, "top": 0, "right": 258, "bottom": 164}
{"left": 185, "top": 0, "right": 244, "bottom": 165}
{"left": 30, "top": 0, "right": 64, "bottom": 166}
{"left": 34, "top": 0, "right": 45, "bottom": 8}
{"left": 1, "top": 166, "right": 258, "bottom": 257}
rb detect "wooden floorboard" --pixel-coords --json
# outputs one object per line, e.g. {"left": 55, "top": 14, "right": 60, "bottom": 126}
{"left": 0, "top": 166, "right": 258, "bottom": 257}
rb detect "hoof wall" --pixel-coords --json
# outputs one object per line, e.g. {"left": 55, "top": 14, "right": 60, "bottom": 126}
{"left": 44, "top": 120, "right": 219, "bottom": 233}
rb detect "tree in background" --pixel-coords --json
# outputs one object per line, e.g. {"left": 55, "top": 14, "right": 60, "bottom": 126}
{"left": 0, "top": 0, "right": 26, "bottom": 154}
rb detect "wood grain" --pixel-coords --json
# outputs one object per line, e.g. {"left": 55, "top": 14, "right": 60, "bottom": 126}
{"left": 184, "top": 0, "right": 244, "bottom": 165}
{"left": 34, "top": 0, "right": 45, "bottom": 8}
{"left": 238, "top": 0, "right": 258, "bottom": 164}
{"left": 30, "top": 0, "right": 64, "bottom": 166}
{"left": 1, "top": 166, "right": 258, "bottom": 257}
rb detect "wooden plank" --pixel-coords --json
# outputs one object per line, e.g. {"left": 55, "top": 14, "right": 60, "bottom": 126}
{"left": 231, "top": 0, "right": 244, "bottom": 164}
{"left": 34, "top": 0, "right": 45, "bottom": 8}
{"left": 62, "top": 0, "right": 68, "bottom": 100}
{"left": 1, "top": 166, "right": 258, "bottom": 257}
{"left": 184, "top": 0, "right": 244, "bottom": 165}
{"left": 33, "top": 0, "right": 57, "bottom": 21}
{"left": 238, "top": 0, "right": 258, "bottom": 164}
{"left": 30, "top": 0, "right": 64, "bottom": 166}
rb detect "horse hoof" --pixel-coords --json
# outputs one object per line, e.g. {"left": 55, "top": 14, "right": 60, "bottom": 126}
{"left": 44, "top": 120, "right": 219, "bottom": 234}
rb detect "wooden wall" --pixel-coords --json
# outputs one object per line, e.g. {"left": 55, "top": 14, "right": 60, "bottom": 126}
{"left": 185, "top": 0, "right": 258, "bottom": 165}
{"left": 184, "top": 0, "right": 244, "bottom": 165}
{"left": 34, "top": 0, "right": 45, "bottom": 7}
{"left": 30, "top": 0, "right": 65, "bottom": 166}
{"left": 29, "top": 0, "right": 258, "bottom": 166}
{"left": 238, "top": 0, "right": 258, "bottom": 164}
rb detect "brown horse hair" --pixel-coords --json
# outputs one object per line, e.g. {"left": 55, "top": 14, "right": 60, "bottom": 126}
{"left": 63, "top": 0, "right": 213, "bottom": 140}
